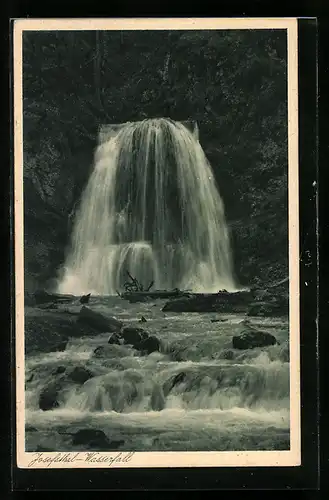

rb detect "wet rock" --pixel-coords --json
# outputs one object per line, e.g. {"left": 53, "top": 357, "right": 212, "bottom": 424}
{"left": 93, "top": 345, "right": 128, "bottom": 361}
{"left": 67, "top": 366, "right": 94, "bottom": 384}
{"left": 240, "top": 318, "right": 252, "bottom": 327}
{"left": 80, "top": 293, "right": 91, "bottom": 304}
{"left": 94, "top": 345, "right": 105, "bottom": 356}
{"left": 56, "top": 340, "right": 69, "bottom": 352}
{"left": 71, "top": 429, "right": 124, "bottom": 450}
{"left": 170, "top": 351, "right": 184, "bottom": 361}
{"left": 108, "top": 331, "right": 124, "bottom": 345}
{"left": 52, "top": 365, "right": 66, "bottom": 375}
{"left": 121, "top": 326, "right": 149, "bottom": 345}
{"left": 24, "top": 311, "right": 84, "bottom": 354}
{"left": 247, "top": 299, "right": 288, "bottom": 317}
{"left": 139, "top": 316, "right": 147, "bottom": 323}
{"left": 232, "top": 329, "right": 277, "bottom": 350}
{"left": 171, "top": 371, "right": 187, "bottom": 386}
{"left": 33, "top": 289, "right": 75, "bottom": 305}
{"left": 25, "top": 293, "right": 37, "bottom": 307}
{"left": 94, "top": 346, "right": 105, "bottom": 356}
{"left": 26, "top": 425, "right": 38, "bottom": 432}
{"left": 278, "top": 341, "right": 289, "bottom": 362}
{"left": 139, "top": 335, "right": 161, "bottom": 355}
{"left": 37, "top": 302, "right": 59, "bottom": 310}
{"left": 150, "top": 384, "right": 166, "bottom": 411}
{"left": 107, "top": 439, "right": 125, "bottom": 450}
{"left": 163, "top": 290, "right": 252, "bottom": 313}
{"left": 220, "top": 349, "right": 235, "bottom": 360}
{"left": 163, "top": 372, "right": 187, "bottom": 396}
{"left": 72, "top": 429, "right": 111, "bottom": 448}
{"left": 39, "top": 385, "right": 60, "bottom": 411}
{"left": 77, "top": 306, "right": 123, "bottom": 333}
{"left": 33, "top": 290, "right": 60, "bottom": 305}
{"left": 108, "top": 327, "right": 160, "bottom": 356}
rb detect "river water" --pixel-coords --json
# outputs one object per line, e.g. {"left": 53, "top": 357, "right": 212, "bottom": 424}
{"left": 25, "top": 297, "right": 290, "bottom": 452}
{"left": 58, "top": 118, "right": 235, "bottom": 295}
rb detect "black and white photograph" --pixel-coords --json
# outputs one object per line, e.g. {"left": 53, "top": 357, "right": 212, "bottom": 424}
{"left": 14, "top": 18, "right": 300, "bottom": 468}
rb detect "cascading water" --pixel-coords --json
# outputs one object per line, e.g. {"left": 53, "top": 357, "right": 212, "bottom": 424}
{"left": 58, "top": 118, "right": 236, "bottom": 295}
{"left": 25, "top": 120, "right": 289, "bottom": 453}
{"left": 25, "top": 298, "right": 290, "bottom": 452}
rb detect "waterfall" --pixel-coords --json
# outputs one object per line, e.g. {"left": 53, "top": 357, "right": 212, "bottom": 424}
{"left": 25, "top": 301, "right": 290, "bottom": 452}
{"left": 58, "top": 118, "right": 236, "bottom": 295}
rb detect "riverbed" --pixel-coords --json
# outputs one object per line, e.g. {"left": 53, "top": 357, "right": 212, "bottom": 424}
{"left": 25, "top": 296, "right": 290, "bottom": 452}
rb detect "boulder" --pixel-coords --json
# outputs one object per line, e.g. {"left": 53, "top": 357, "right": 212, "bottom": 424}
{"left": 71, "top": 429, "right": 111, "bottom": 449}
{"left": 33, "top": 290, "right": 75, "bottom": 305}
{"left": 278, "top": 341, "right": 290, "bottom": 362}
{"left": 108, "top": 331, "right": 125, "bottom": 345}
{"left": 107, "top": 439, "right": 125, "bottom": 450}
{"left": 35, "top": 446, "right": 54, "bottom": 452}
{"left": 163, "top": 372, "right": 187, "bottom": 396}
{"left": 37, "top": 302, "right": 59, "bottom": 310}
{"left": 24, "top": 310, "right": 93, "bottom": 354}
{"left": 108, "top": 326, "right": 149, "bottom": 347}
{"left": 139, "top": 316, "right": 147, "bottom": 323}
{"left": 71, "top": 429, "right": 124, "bottom": 450}
{"left": 25, "top": 312, "right": 71, "bottom": 354}
{"left": 139, "top": 335, "right": 161, "bottom": 354}
{"left": 150, "top": 384, "right": 166, "bottom": 411}
{"left": 162, "top": 290, "right": 252, "bottom": 313}
{"left": 25, "top": 425, "right": 38, "bottom": 432}
{"left": 56, "top": 341, "right": 69, "bottom": 351}
{"left": 33, "top": 289, "right": 58, "bottom": 305}
{"left": 107, "top": 327, "right": 161, "bottom": 356}
{"left": 52, "top": 366, "right": 66, "bottom": 375}
{"left": 232, "top": 329, "right": 277, "bottom": 350}
{"left": 121, "top": 326, "right": 149, "bottom": 346}
{"left": 39, "top": 384, "right": 60, "bottom": 411}
{"left": 165, "top": 343, "right": 186, "bottom": 362}
{"left": 77, "top": 306, "right": 123, "bottom": 333}
{"left": 67, "top": 366, "right": 94, "bottom": 384}
{"left": 247, "top": 299, "right": 288, "bottom": 317}
{"left": 25, "top": 293, "right": 37, "bottom": 307}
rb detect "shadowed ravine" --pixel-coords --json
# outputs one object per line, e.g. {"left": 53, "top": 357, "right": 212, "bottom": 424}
{"left": 25, "top": 297, "right": 290, "bottom": 452}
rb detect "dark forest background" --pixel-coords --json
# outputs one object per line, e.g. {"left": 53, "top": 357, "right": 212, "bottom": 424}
{"left": 22, "top": 29, "right": 288, "bottom": 292}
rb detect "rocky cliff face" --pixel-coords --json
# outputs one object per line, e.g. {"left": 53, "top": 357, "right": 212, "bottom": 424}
{"left": 23, "top": 147, "right": 93, "bottom": 291}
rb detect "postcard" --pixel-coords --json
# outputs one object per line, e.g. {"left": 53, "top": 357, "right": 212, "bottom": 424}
{"left": 13, "top": 17, "right": 300, "bottom": 469}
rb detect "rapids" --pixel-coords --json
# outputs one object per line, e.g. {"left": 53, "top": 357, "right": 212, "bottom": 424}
{"left": 25, "top": 297, "right": 290, "bottom": 452}
{"left": 58, "top": 118, "right": 236, "bottom": 295}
